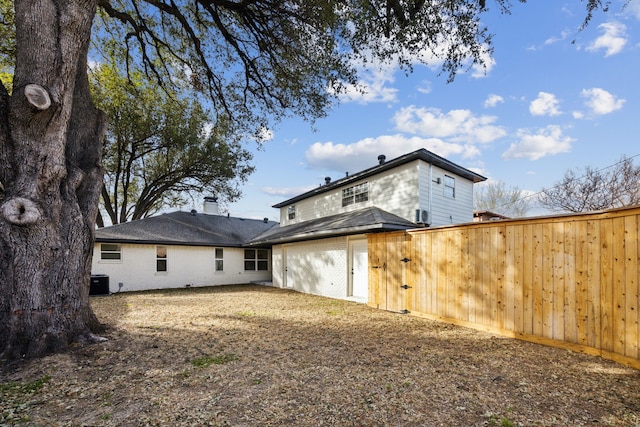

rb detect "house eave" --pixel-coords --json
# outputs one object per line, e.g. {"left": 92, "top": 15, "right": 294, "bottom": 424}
{"left": 94, "top": 237, "right": 245, "bottom": 248}
{"left": 246, "top": 223, "right": 415, "bottom": 246}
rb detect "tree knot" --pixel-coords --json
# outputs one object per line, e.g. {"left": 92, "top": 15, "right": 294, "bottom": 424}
{"left": 1, "top": 197, "right": 41, "bottom": 225}
{"left": 24, "top": 84, "right": 52, "bottom": 110}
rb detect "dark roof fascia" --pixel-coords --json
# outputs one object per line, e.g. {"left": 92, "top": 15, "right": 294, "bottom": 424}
{"left": 273, "top": 148, "right": 487, "bottom": 208}
{"left": 246, "top": 222, "right": 415, "bottom": 246}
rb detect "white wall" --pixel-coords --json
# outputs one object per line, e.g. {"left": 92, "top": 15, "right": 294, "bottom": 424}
{"left": 279, "top": 159, "right": 476, "bottom": 227}
{"left": 272, "top": 236, "right": 368, "bottom": 301}
{"left": 279, "top": 162, "right": 420, "bottom": 225}
{"left": 91, "top": 243, "right": 271, "bottom": 293}
{"left": 418, "top": 161, "right": 475, "bottom": 226}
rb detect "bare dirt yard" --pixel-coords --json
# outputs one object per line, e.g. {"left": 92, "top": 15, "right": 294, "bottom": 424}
{"left": 2, "top": 285, "right": 640, "bottom": 427}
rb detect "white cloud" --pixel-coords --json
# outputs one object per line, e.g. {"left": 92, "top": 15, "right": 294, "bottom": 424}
{"left": 484, "top": 94, "right": 504, "bottom": 108}
{"left": 305, "top": 135, "right": 470, "bottom": 173}
{"left": 392, "top": 106, "right": 506, "bottom": 144}
{"left": 416, "top": 80, "right": 432, "bottom": 94}
{"left": 262, "top": 185, "right": 316, "bottom": 198}
{"left": 581, "top": 88, "right": 625, "bottom": 115}
{"left": 587, "top": 21, "right": 628, "bottom": 56}
{"left": 544, "top": 30, "right": 571, "bottom": 46}
{"left": 572, "top": 111, "right": 585, "bottom": 119}
{"left": 255, "top": 126, "right": 274, "bottom": 142}
{"left": 502, "top": 126, "right": 575, "bottom": 160}
{"left": 471, "top": 53, "right": 496, "bottom": 79}
{"left": 337, "top": 65, "right": 399, "bottom": 104}
{"left": 626, "top": 0, "right": 640, "bottom": 20}
{"left": 529, "top": 92, "right": 562, "bottom": 116}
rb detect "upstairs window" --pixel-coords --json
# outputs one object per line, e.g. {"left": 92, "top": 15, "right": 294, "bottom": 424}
{"left": 244, "top": 249, "right": 269, "bottom": 271}
{"left": 342, "top": 182, "right": 369, "bottom": 207}
{"left": 100, "top": 243, "right": 121, "bottom": 260}
{"left": 156, "top": 246, "right": 167, "bottom": 272}
{"left": 288, "top": 205, "right": 296, "bottom": 220}
{"left": 444, "top": 175, "right": 455, "bottom": 198}
{"left": 215, "top": 248, "right": 224, "bottom": 271}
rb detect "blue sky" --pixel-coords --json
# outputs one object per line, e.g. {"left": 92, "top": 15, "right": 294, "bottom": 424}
{"left": 209, "top": 1, "right": 640, "bottom": 221}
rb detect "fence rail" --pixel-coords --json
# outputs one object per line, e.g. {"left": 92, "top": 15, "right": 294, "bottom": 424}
{"left": 368, "top": 206, "right": 640, "bottom": 369}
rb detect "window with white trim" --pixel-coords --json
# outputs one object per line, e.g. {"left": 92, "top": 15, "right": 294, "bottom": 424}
{"left": 215, "top": 248, "right": 224, "bottom": 271}
{"left": 342, "top": 182, "right": 369, "bottom": 207}
{"left": 444, "top": 175, "right": 455, "bottom": 198}
{"left": 100, "top": 243, "right": 121, "bottom": 260}
{"left": 288, "top": 205, "right": 296, "bottom": 220}
{"left": 156, "top": 246, "right": 167, "bottom": 272}
{"left": 244, "top": 249, "right": 269, "bottom": 271}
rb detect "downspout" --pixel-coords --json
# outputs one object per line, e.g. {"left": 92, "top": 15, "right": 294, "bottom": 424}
{"left": 428, "top": 162, "right": 433, "bottom": 222}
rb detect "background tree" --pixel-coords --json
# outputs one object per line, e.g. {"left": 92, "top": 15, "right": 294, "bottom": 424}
{"left": 538, "top": 156, "right": 640, "bottom": 213}
{"left": 91, "top": 64, "right": 253, "bottom": 226}
{"left": 0, "top": 0, "right": 618, "bottom": 362}
{"left": 473, "top": 181, "right": 531, "bottom": 218}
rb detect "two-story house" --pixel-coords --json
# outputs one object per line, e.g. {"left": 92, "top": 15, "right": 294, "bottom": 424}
{"left": 248, "top": 148, "right": 486, "bottom": 301}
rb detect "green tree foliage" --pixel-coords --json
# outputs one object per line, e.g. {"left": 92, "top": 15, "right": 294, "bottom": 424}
{"left": 0, "top": 0, "right": 13, "bottom": 92}
{"left": 538, "top": 156, "right": 640, "bottom": 213}
{"left": 473, "top": 181, "right": 530, "bottom": 218}
{"left": 90, "top": 64, "right": 253, "bottom": 226}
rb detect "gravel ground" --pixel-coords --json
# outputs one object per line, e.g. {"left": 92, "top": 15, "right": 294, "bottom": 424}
{"left": 1, "top": 284, "right": 640, "bottom": 426}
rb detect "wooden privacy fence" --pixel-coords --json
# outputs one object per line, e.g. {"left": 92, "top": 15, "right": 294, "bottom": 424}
{"left": 368, "top": 206, "right": 640, "bottom": 369}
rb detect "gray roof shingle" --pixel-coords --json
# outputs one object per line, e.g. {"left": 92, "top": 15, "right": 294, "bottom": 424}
{"left": 247, "top": 207, "right": 416, "bottom": 246}
{"left": 95, "top": 211, "right": 279, "bottom": 247}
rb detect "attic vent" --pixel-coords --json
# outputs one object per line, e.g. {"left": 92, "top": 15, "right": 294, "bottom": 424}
{"left": 324, "top": 176, "right": 331, "bottom": 185}
{"left": 190, "top": 209, "right": 197, "bottom": 215}
{"left": 378, "top": 154, "right": 386, "bottom": 165}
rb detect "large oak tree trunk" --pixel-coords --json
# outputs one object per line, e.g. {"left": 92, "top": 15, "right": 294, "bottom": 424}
{"left": 0, "top": 0, "right": 106, "bottom": 361}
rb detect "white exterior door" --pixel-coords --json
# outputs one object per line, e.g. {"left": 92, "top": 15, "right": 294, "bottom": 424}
{"left": 283, "top": 246, "right": 293, "bottom": 288}
{"left": 350, "top": 239, "right": 368, "bottom": 299}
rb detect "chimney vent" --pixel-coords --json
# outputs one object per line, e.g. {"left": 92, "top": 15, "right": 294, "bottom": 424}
{"left": 203, "top": 196, "right": 220, "bottom": 215}
{"left": 324, "top": 176, "right": 331, "bottom": 185}
{"left": 378, "top": 154, "right": 386, "bottom": 165}
{"left": 263, "top": 218, "right": 269, "bottom": 223}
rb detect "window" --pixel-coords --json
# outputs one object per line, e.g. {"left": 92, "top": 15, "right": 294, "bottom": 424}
{"left": 288, "top": 205, "right": 296, "bottom": 220}
{"left": 156, "top": 246, "right": 167, "bottom": 272}
{"left": 215, "top": 248, "right": 224, "bottom": 271}
{"left": 244, "top": 249, "right": 269, "bottom": 271}
{"left": 342, "top": 182, "right": 369, "bottom": 207}
{"left": 444, "top": 175, "right": 455, "bottom": 198}
{"left": 100, "top": 243, "right": 121, "bottom": 260}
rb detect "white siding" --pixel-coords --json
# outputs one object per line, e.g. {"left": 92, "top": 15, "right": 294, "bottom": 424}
{"left": 274, "top": 237, "right": 349, "bottom": 299}
{"left": 272, "top": 235, "right": 368, "bottom": 302}
{"left": 279, "top": 162, "right": 420, "bottom": 225}
{"left": 279, "top": 159, "right": 476, "bottom": 227}
{"left": 418, "top": 161, "right": 475, "bottom": 226}
{"left": 271, "top": 246, "right": 283, "bottom": 288}
{"left": 91, "top": 244, "right": 271, "bottom": 293}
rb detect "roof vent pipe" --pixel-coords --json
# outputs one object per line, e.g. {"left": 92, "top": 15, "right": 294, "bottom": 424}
{"left": 378, "top": 154, "right": 386, "bottom": 165}
{"left": 203, "top": 196, "right": 220, "bottom": 215}
{"left": 324, "top": 176, "right": 331, "bottom": 185}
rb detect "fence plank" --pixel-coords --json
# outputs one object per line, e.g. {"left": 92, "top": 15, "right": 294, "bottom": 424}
{"left": 624, "top": 215, "right": 639, "bottom": 359}
{"left": 564, "top": 220, "right": 577, "bottom": 344}
{"left": 575, "top": 220, "right": 589, "bottom": 347}
{"left": 395, "top": 206, "right": 640, "bottom": 369}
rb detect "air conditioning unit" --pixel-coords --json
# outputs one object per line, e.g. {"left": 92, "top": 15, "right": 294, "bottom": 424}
{"left": 415, "top": 209, "right": 431, "bottom": 226}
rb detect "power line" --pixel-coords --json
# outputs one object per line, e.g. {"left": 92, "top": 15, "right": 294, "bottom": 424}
{"left": 478, "top": 153, "right": 640, "bottom": 213}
